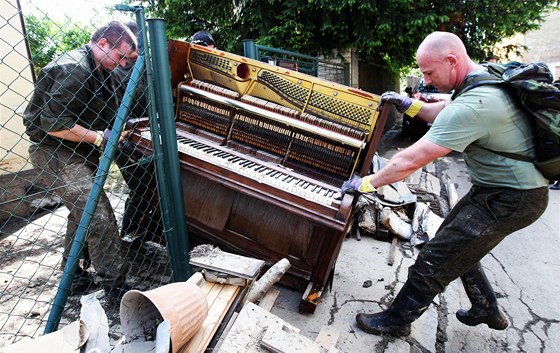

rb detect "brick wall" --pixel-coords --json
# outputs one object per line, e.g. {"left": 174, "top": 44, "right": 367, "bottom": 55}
{"left": 522, "top": 11, "right": 560, "bottom": 79}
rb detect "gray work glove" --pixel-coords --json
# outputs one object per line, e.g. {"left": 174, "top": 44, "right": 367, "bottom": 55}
{"left": 380, "top": 91, "right": 413, "bottom": 113}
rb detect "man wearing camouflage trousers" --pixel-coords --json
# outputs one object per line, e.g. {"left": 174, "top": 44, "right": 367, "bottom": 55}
{"left": 23, "top": 21, "right": 137, "bottom": 299}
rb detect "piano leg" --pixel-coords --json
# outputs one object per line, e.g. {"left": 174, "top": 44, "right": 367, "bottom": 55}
{"left": 299, "top": 282, "right": 324, "bottom": 314}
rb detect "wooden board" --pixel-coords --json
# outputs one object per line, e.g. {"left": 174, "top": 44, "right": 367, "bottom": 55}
{"left": 257, "top": 288, "right": 280, "bottom": 311}
{"left": 180, "top": 281, "right": 240, "bottom": 353}
{"left": 314, "top": 326, "right": 340, "bottom": 350}
{"left": 190, "top": 244, "right": 265, "bottom": 279}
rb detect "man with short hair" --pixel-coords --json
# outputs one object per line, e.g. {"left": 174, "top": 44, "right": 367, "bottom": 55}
{"left": 190, "top": 30, "right": 216, "bottom": 48}
{"left": 344, "top": 31, "right": 548, "bottom": 336}
{"left": 24, "top": 20, "right": 137, "bottom": 299}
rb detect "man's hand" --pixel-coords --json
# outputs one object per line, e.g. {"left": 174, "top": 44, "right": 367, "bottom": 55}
{"left": 341, "top": 174, "right": 377, "bottom": 194}
{"left": 379, "top": 91, "right": 423, "bottom": 117}
{"left": 95, "top": 129, "right": 131, "bottom": 148}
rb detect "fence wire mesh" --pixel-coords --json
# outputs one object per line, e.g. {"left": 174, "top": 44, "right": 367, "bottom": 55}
{"left": 1, "top": 0, "right": 172, "bottom": 346}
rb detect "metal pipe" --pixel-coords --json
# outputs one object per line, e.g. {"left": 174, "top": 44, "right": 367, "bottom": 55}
{"left": 133, "top": 10, "right": 176, "bottom": 275}
{"left": 243, "top": 39, "right": 258, "bottom": 59}
{"left": 148, "top": 19, "right": 191, "bottom": 281}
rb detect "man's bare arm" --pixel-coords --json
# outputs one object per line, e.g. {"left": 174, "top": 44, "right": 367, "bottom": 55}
{"left": 368, "top": 138, "right": 452, "bottom": 189}
{"left": 48, "top": 124, "right": 100, "bottom": 145}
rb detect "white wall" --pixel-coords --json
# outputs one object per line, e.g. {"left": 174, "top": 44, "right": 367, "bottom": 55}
{"left": 0, "top": 0, "right": 34, "bottom": 167}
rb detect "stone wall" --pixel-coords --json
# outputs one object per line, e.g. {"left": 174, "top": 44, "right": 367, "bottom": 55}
{"left": 522, "top": 11, "right": 560, "bottom": 79}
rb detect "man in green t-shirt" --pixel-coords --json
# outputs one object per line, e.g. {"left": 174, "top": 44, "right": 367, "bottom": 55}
{"left": 343, "top": 31, "right": 549, "bottom": 336}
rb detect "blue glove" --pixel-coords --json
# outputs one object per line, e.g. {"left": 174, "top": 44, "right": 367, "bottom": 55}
{"left": 341, "top": 174, "right": 377, "bottom": 194}
{"left": 101, "top": 129, "right": 111, "bottom": 147}
{"left": 98, "top": 129, "right": 130, "bottom": 149}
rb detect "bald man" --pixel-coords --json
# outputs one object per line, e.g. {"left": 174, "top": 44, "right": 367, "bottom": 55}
{"left": 344, "top": 31, "right": 548, "bottom": 336}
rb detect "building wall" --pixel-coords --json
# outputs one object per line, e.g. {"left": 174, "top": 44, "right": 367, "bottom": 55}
{"left": 0, "top": 0, "right": 34, "bottom": 166}
{"left": 521, "top": 10, "right": 560, "bottom": 79}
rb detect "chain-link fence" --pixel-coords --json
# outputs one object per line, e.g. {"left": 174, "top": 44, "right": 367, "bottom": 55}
{"left": 0, "top": 0, "right": 178, "bottom": 346}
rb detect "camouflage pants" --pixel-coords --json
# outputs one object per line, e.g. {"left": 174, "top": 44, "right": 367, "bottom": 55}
{"left": 406, "top": 185, "right": 549, "bottom": 298}
{"left": 28, "top": 144, "right": 129, "bottom": 286}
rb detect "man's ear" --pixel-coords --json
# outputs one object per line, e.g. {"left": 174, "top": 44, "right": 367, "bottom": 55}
{"left": 96, "top": 37, "right": 109, "bottom": 49}
{"left": 447, "top": 54, "right": 458, "bottom": 67}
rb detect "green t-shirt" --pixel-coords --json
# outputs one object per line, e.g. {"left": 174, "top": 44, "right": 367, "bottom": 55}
{"left": 424, "top": 72, "right": 548, "bottom": 189}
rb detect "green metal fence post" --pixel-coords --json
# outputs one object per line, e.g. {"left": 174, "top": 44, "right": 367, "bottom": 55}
{"left": 344, "top": 62, "right": 350, "bottom": 86}
{"left": 243, "top": 39, "right": 258, "bottom": 59}
{"left": 147, "top": 19, "right": 191, "bottom": 281}
{"left": 126, "top": 7, "right": 176, "bottom": 277}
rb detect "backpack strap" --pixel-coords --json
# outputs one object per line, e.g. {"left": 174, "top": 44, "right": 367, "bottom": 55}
{"left": 452, "top": 63, "right": 535, "bottom": 163}
{"left": 451, "top": 63, "right": 504, "bottom": 100}
{"left": 476, "top": 145, "right": 534, "bottom": 163}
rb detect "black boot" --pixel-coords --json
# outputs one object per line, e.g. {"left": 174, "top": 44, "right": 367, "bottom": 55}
{"left": 356, "top": 306, "right": 411, "bottom": 336}
{"left": 356, "top": 282, "right": 434, "bottom": 336}
{"left": 456, "top": 265, "right": 508, "bottom": 330}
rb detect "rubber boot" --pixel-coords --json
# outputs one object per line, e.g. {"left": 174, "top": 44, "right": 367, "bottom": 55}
{"left": 356, "top": 282, "right": 434, "bottom": 336}
{"left": 456, "top": 265, "right": 508, "bottom": 330}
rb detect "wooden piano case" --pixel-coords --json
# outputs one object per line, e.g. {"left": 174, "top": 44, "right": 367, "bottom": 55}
{"left": 130, "top": 39, "right": 389, "bottom": 313}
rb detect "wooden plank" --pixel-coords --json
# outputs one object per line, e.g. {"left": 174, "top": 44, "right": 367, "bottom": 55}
{"left": 210, "top": 312, "right": 238, "bottom": 353}
{"left": 314, "top": 326, "right": 340, "bottom": 350}
{"left": 180, "top": 284, "right": 240, "bottom": 353}
{"left": 186, "top": 272, "right": 205, "bottom": 287}
{"left": 258, "top": 288, "right": 280, "bottom": 311}
{"left": 190, "top": 244, "right": 265, "bottom": 279}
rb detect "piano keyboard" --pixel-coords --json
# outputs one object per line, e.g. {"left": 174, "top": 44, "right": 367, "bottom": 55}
{"left": 140, "top": 131, "right": 342, "bottom": 207}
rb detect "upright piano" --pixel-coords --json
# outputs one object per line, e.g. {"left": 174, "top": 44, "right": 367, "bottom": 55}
{"left": 130, "top": 39, "right": 389, "bottom": 313}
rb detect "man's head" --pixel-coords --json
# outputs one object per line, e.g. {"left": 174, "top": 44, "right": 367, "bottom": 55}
{"left": 190, "top": 31, "right": 216, "bottom": 49}
{"left": 123, "top": 21, "right": 140, "bottom": 66}
{"left": 90, "top": 21, "right": 137, "bottom": 71}
{"left": 416, "top": 31, "right": 479, "bottom": 93}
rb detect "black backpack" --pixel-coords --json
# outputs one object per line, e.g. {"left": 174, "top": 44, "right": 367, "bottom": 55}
{"left": 452, "top": 62, "right": 560, "bottom": 180}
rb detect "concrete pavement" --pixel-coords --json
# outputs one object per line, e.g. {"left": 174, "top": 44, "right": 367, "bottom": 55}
{"left": 269, "top": 134, "right": 560, "bottom": 353}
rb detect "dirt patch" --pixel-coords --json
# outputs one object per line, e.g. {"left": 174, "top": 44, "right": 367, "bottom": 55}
{"left": 0, "top": 182, "right": 173, "bottom": 347}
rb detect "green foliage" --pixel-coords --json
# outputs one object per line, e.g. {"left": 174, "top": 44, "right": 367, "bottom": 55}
{"left": 25, "top": 14, "right": 92, "bottom": 75}
{"left": 139, "top": 0, "right": 559, "bottom": 71}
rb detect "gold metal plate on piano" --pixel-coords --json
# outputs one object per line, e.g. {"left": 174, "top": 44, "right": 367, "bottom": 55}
{"left": 186, "top": 45, "right": 381, "bottom": 140}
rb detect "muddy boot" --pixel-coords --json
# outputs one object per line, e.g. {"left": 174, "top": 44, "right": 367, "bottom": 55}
{"left": 356, "top": 282, "right": 433, "bottom": 336}
{"left": 456, "top": 265, "right": 508, "bottom": 330}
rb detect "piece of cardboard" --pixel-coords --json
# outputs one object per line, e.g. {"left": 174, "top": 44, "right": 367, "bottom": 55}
{"left": 0, "top": 320, "right": 88, "bottom": 353}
